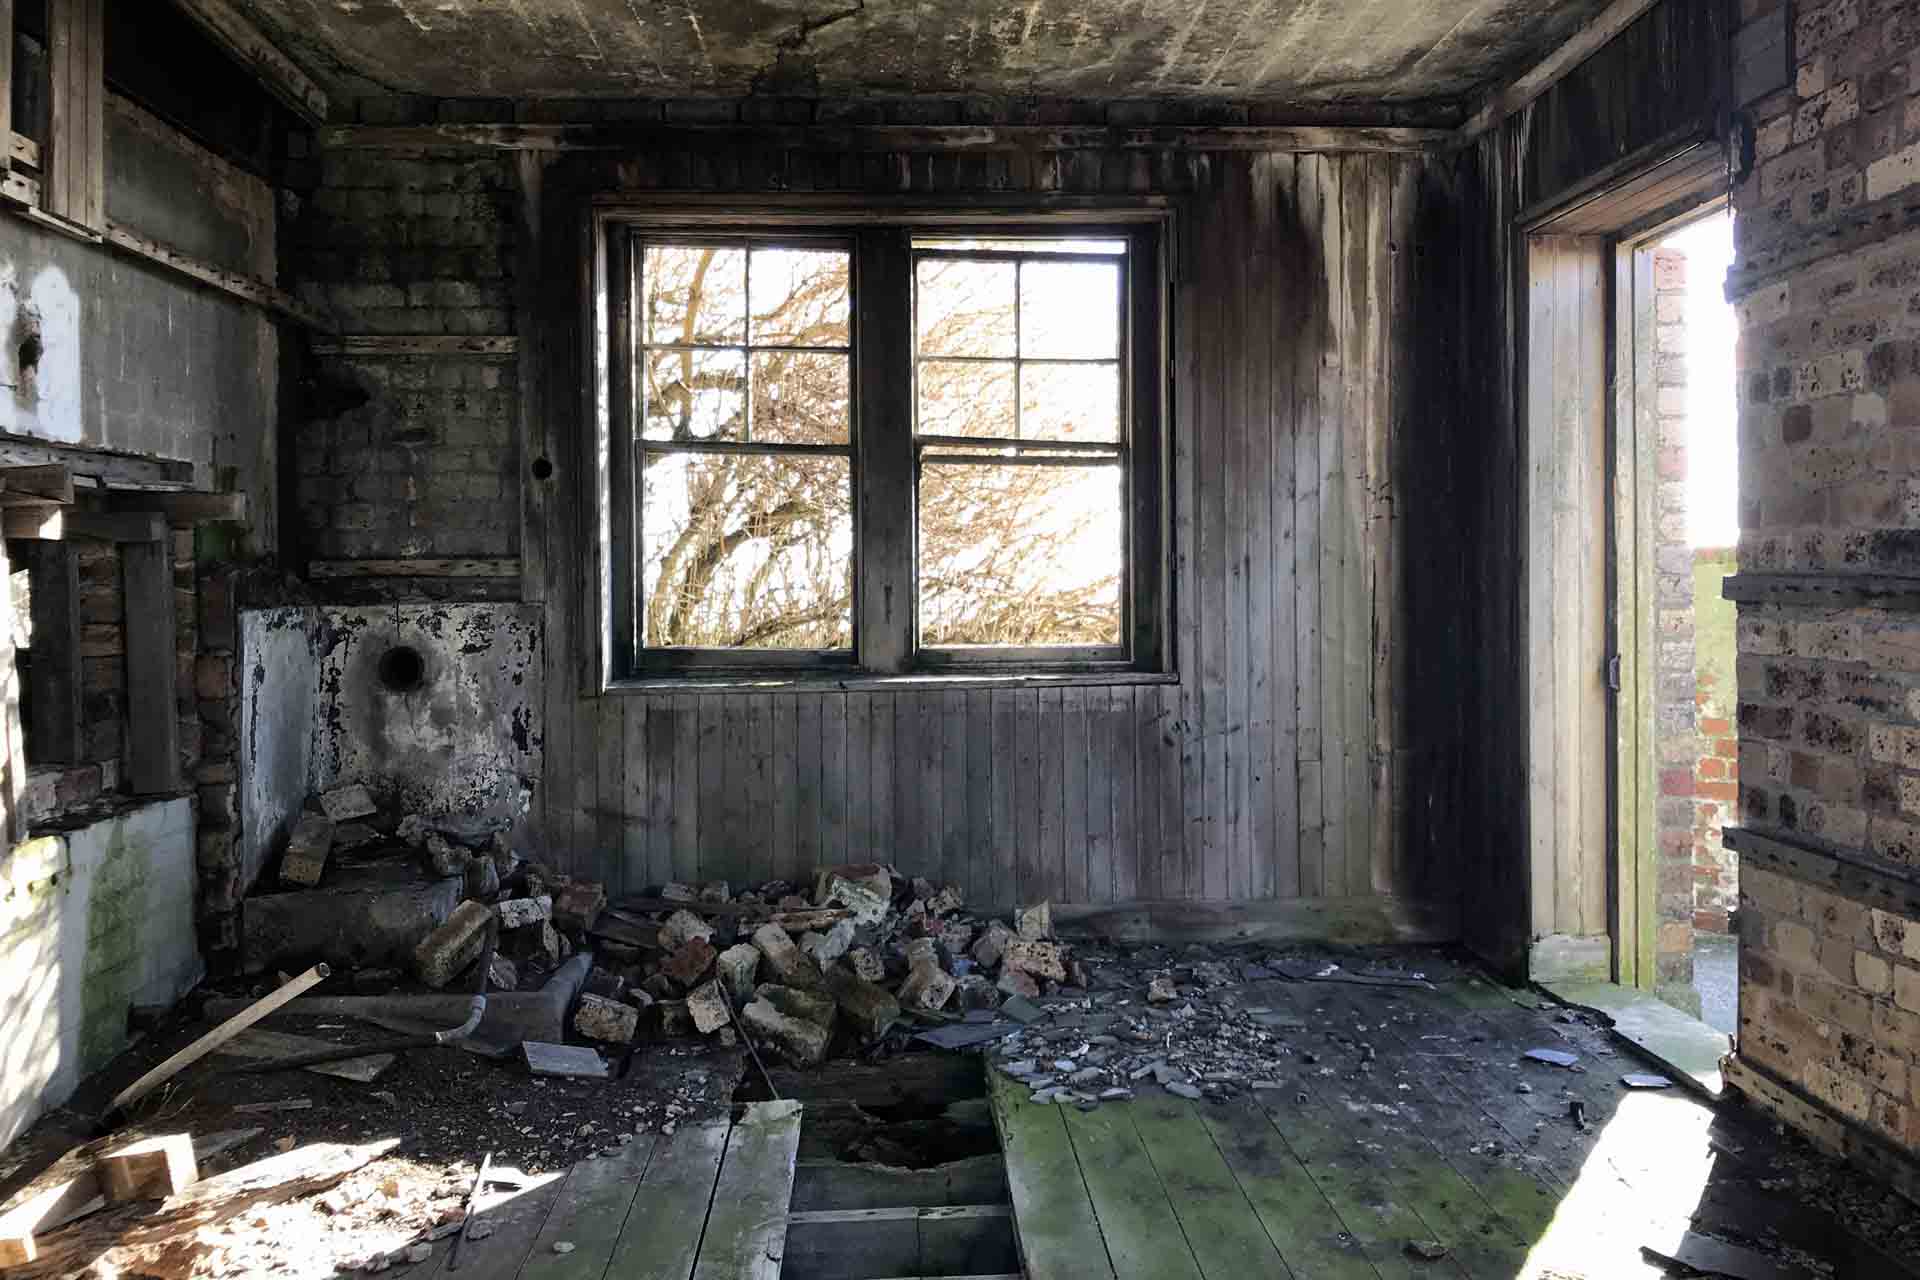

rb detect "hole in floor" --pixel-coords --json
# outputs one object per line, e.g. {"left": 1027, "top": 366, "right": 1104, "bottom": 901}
{"left": 738, "top": 1054, "right": 1018, "bottom": 1279}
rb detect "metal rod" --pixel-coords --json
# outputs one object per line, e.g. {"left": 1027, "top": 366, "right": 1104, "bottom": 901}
{"left": 447, "top": 1150, "right": 492, "bottom": 1271}
{"left": 727, "top": 996, "right": 781, "bottom": 1101}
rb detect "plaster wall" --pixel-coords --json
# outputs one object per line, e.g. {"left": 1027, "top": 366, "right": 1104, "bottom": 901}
{"left": 0, "top": 798, "right": 199, "bottom": 1149}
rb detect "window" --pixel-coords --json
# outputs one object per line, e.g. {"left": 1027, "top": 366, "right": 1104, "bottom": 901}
{"left": 600, "top": 212, "right": 1168, "bottom": 683}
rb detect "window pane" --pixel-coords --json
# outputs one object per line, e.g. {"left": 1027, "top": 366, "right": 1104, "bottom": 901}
{"left": 642, "top": 348, "right": 746, "bottom": 442}
{"left": 913, "top": 238, "right": 1128, "bottom": 254}
{"left": 644, "top": 244, "right": 746, "bottom": 346}
{"left": 752, "top": 351, "right": 850, "bottom": 445}
{"left": 918, "top": 461, "right": 1123, "bottom": 647}
{"left": 1021, "top": 260, "right": 1121, "bottom": 359}
{"left": 641, "top": 452, "right": 853, "bottom": 649}
{"left": 1021, "top": 363, "right": 1121, "bottom": 442}
{"left": 749, "top": 247, "right": 850, "bottom": 347}
{"left": 917, "top": 359, "right": 1015, "bottom": 439}
{"left": 917, "top": 259, "right": 1015, "bottom": 357}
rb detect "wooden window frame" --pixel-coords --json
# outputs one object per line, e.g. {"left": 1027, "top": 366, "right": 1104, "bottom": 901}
{"left": 592, "top": 202, "right": 1172, "bottom": 690}
{"left": 0, "top": 0, "right": 104, "bottom": 237}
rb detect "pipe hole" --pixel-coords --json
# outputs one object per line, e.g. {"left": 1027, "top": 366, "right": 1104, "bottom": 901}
{"left": 530, "top": 456, "right": 553, "bottom": 480}
{"left": 377, "top": 645, "right": 426, "bottom": 694}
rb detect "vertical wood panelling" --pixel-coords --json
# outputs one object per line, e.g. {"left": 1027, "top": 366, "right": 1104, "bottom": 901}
{"left": 538, "top": 145, "right": 1452, "bottom": 916}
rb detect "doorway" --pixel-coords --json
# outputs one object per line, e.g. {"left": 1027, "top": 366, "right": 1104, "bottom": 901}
{"left": 1618, "top": 209, "right": 1740, "bottom": 1033}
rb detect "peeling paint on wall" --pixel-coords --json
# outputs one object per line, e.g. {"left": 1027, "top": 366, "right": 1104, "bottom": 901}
{"left": 313, "top": 605, "right": 542, "bottom": 828}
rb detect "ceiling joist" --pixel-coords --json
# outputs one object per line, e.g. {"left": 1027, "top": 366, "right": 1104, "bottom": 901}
{"left": 1452, "top": 0, "right": 1665, "bottom": 146}
{"left": 169, "top": 0, "right": 328, "bottom": 125}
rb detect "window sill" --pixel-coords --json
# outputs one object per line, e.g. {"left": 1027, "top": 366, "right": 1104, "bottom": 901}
{"left": 603, "top": 669, "right": 1180, "bottom": 695}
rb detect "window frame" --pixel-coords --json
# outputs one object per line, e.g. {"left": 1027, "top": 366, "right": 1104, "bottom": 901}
{"left": 593, "top": 202, "right": 1173, "bottom": 690}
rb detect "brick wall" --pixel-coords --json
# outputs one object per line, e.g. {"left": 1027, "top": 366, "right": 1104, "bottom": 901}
{"left": 22, "top": 532, "right": 200, "bottom": 827}
{"left": 286, "top": 149, "right": 519, "bottom": 582}
{"left": 1729, "top": 0, "right": 1920, "bottom": 1167}
{"left": 1655, "top": 247, "right": 1703, "bottom": 989}
{"left": 1693, "top": 547, "right": 1742, "bottom": 932}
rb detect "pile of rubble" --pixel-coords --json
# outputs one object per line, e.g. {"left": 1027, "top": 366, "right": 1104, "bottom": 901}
{"left": 254, "top": 782, "right": 1085, "bottom": 1074}
{"left": 534, "top": 865, "right": 1082, "bottom": 1070}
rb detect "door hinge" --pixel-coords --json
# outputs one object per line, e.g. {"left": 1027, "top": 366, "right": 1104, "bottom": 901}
{"left": 1605, "top": 653, "right": 1622, "bottom": 693}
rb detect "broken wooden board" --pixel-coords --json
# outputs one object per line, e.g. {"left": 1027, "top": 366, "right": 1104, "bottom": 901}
{"left": 215, "top": 1027, "right": 397, "bottom": 1082}
{"left": 1540, "top": 978, "right": 1726, "bottom": 1097}
{"left": 10, "top": 1140, "right": 397, "bottom": 1279}
{"left": 0, "top": 1128, "right": 259, "bottom": 1266}
{"left": 522, "top": 1041, "right": 608, "bottom": 1079}
{"left": 96, "top": 1134, "right": 197, "bottom": 1202}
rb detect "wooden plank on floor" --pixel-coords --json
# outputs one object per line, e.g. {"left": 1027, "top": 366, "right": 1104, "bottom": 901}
{"left": 691, "top": 1100, "right": 802, "bottom": 1280}
{"left": 605, "top": 1118, "right": 729, "bottom": 1280}
{"left": 518, "top": 1136, "right": 658, "bottom": 1279}
{"left": 987, "top": 1072, "right": 1114, "bottom": 1280}
{"left": 1126, "top": 1095, "right": 1293, "bottom": 1279}
{"left": 1059, "top": 1102, "right": 1202, "bottom": 1280}
{"left": 1540, "top": 978, "right": 1727, "bottom": 1097}
{"left": 420, "top": 1168, "right": 566, "bottom": 1278}
{"left": 1250, "top": 1088, "right": 1467, "bottom": 1279}
{"left": 1195, "top": 1097, "right": 1382, "bottom": 1280}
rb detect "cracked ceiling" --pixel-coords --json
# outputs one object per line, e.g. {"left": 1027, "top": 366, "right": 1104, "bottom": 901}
{"left": 228, "top": 0, "right": 1616, "bottom": 114}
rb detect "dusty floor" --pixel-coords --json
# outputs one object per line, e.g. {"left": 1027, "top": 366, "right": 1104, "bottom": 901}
{"left": 3, "top": 944, "right": 1915, "bottom": 1279}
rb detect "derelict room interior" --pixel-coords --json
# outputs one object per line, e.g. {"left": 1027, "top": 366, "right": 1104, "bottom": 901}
{"left": 0, "top": 1, "right": 1917, "bottom": 1277}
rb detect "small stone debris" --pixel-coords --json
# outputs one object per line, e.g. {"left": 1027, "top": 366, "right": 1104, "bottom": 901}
{"left": 1147, "top": 976, "right": 1179, "bottom": 1003}
{"left": 1621, "top": 1072, "right": 1672, "bottom": 1089}
{"left": 1524, "top": 1048, "right": 1580, "bottom": 1068}
{"left": 1405, "top": 1240, "right": 1449, "bottom": 1261}
{"left": 552, "top": 1241, "right": 576, "bottom": 1255}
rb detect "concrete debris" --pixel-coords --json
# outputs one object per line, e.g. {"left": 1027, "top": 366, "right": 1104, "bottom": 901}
{"left": 465, "top": 855, "right": 500, "bottom": 900}
{"left": 800, "top": 919, "right": 856, "bottom": 966}
{"left": 281, "top": 816, "right": 335, "bottom": 887}
{"left": 425, "top": 833, "right": 470, "bottom": 878}
{"left": 1147, "top": 976, "right": 1179, "bottom": 1003}
{"left": 754, "top": 982, "right": 837, "bottom": 1031}
{"left": 658, "top": 908, "right": 716, "bottom": 950}
{"left": 1015, "top": 901, "right": 1053, "bottom": 940}
{"left": 824, "top": 966, "right": 901, "bottom": 1040}
{"left": 573, "top": 993, "right": 639, "bottom": 1044}
{"left": 487, "top": 955, "right": 518, "bottom": 991}
{"left": 552, "top": 881, "right": 607, "bottom": 934}
{"left": 753, "top": 923, "right": 826, "bottom": 990}
{"left": 662, "top": 937, "right": 717, "bottom": 987}
{"left": 320, "top": 783, "right": 379, "bottom": 822}
{"left": 821, "top": 871, "right": 892, "bottom": 925}
{"left": 686, "top": 980, "right": 731, "bottom": 1034}
{"left": 495, "top": 894, "right": 551, "bottom": 929}
{"left": 1002, "top": 939, "right": 1067, "bottom": 982}
{"left": 714, "top": 943, "right": 762, "bottom": 1001}
{"left": 847, "top": 946, "right": 886, "bottom": 983}
{"left": 741, "top": 997, "right": 831, "bottom": 1066}
{"left": 413, "top": 901, "right": 495, "bottom": 988}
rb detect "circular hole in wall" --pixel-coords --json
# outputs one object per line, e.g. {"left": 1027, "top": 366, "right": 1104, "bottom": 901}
{"left": 377, "top": 645, "right": 427, "bottom": 694}
{"left": 531, "top": 456, "right": 554, "bottom": 480}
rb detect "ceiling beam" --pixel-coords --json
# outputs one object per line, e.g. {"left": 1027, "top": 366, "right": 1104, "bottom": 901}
{"left": 1451, "top": 0, "right": 1664, "bottom": 146}
{"left": 318, "top": 122, "right": 1448, "bottom": 155}
{"left": 169, "top": 0, "right": 328, "bottom": 125}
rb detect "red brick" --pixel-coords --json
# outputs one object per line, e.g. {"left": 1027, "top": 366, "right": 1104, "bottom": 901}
{"left": 1700, "top": 756, "right": 1729, "bottom": 780}
{"left": 1715, "top": 737, "right": 1741, "bottom": 759}
{"left": 1700, "top": 717, "right": 1734, "bottom": 736}
{"left": 1699, "top": 780, "right": 1741, "bottom": 804}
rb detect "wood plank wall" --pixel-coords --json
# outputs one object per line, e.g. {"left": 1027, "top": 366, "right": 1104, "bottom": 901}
{"left": 1448, "top": 0, "right": 1730, "bottom": 976}
{"left": 529, "top": 144, "right": 1464, "bottom": 916}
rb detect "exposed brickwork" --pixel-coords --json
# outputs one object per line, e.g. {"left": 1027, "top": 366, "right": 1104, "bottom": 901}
{"left": 1739, "top": 864, "right": 1920, "bottom": 1150}
{"left": 22, "top": 532, "right": 200, "bottom": 827}
{"left": 286, "top": 151, "right": 519, "bottom": 571}
{"left": 1732, "top": 0, "right": 1920, "bottom": 1164}
{"left": 1654, "top": 248, "right": 1702, "bottom": 987}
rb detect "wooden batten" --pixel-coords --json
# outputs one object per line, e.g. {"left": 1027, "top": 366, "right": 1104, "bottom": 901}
{"left": 307, "top": 557, "right": 519, "bottom": 579}
{"left": 310, "top": 335, "right": 517, "bottom": 359}
{"left": 103, "top": 490, "right": 247, "bottom": 524}
{"left": 122, "top": 538, "right": 181, "bottom": 795}
{"left": 0, "top": 464, "right": 74, "bottom": 505}
{"left": 17, "top": 542, "right": 82, "bottom": 764}
{"left": 45, "top": 0, "right": 104, "bottom": 234}
{"left": 1452, "top": 0, "right": 1667, "bottom": 145}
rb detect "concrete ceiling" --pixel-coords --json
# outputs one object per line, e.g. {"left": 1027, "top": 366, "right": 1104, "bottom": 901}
{"left": 229, "top": 0, "right": 1615, "bottom": 111}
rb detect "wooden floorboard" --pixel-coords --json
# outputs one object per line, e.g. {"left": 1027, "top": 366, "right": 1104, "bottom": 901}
{"left": 988, "top": 1072, "right": 1115, "bottom": 1280}
{"left": 690, "top": 1100, "right": 802, "bottom": 1280}
{"left": 601, "top": 1118, "right": 729, "bottom": 1280}
{"left": 1126, "top": 1094, "right": 1294, "bottom": 1280}
{"left": 423, "top": 1169, "right": 567, "bottom": 1279}
{"left": 1058, "top": 1103, "right": 1203, "bottom": 1280}
{"left": 517, "top": 1136, "right": 657, "bottom": 1280}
